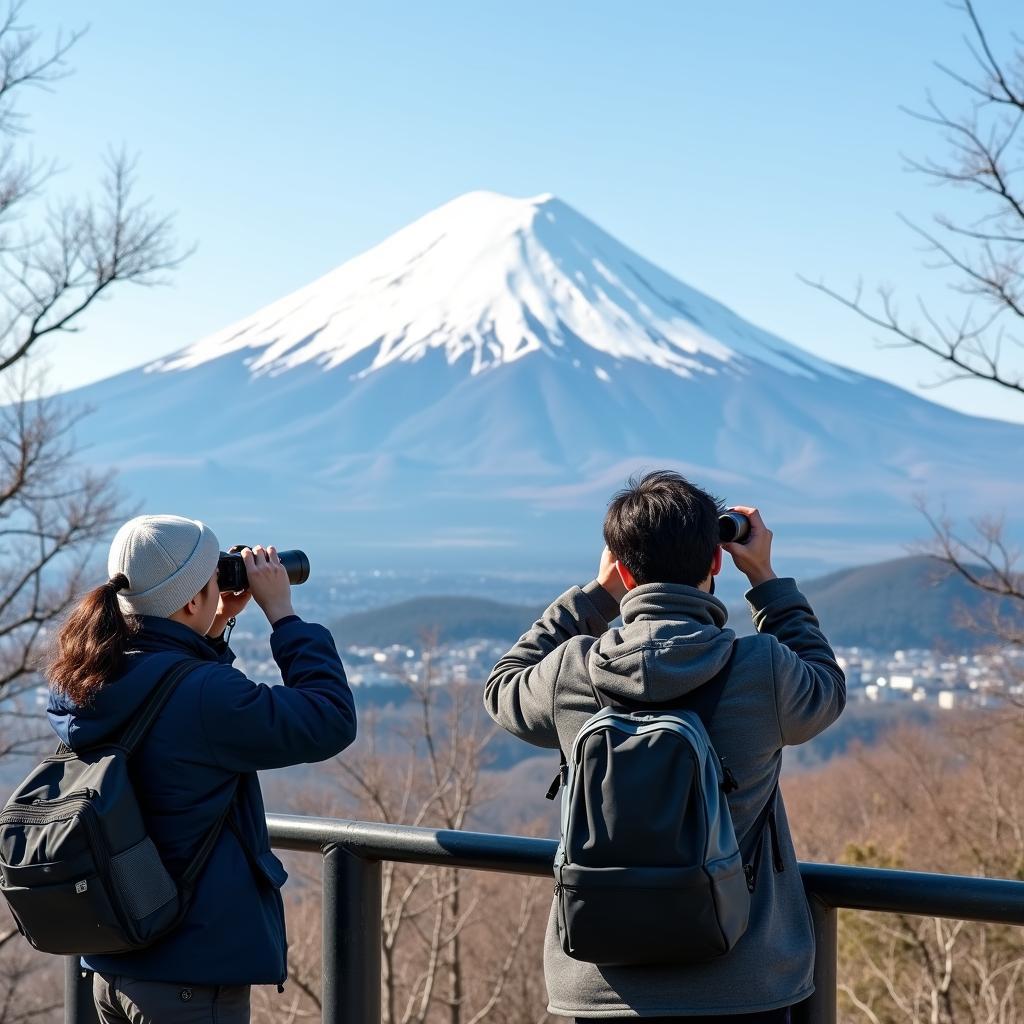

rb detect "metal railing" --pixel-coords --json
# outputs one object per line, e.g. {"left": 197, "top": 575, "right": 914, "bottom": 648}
{"left": 63, "top": 813, "right": 1024, "bottom": 1024}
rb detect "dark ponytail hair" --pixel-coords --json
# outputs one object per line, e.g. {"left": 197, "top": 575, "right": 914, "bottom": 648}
{"left": 48, "top": 574, "right": 138, "bottom": 706}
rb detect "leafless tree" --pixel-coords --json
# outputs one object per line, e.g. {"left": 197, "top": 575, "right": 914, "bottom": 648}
{"left": 804, "top": 0, "right": 1024, "bottom": 630}
{"left": 0, "top": 2, "right": 185, "bottom": 751}
{"left": 787, "top": 716, "right": 1024, "bottom": 1024}
{"left": 0, "top": 928, "right": 60, "bottom": 1023}
{"left": 913, "top": 502, "right": 1024, "bottom": 700}
{"left": 806, "top": 0, "right": 1024, "bottom": 396}
{"left": 0, "top": 4, "right": 185, "bottom": 1020}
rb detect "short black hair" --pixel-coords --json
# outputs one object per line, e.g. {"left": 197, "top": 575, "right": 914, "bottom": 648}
{"left": 603, "top": 470, "right": 723, "bottom": 587}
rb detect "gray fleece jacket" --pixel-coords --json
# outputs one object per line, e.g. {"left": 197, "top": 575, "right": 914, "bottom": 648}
{"left": 483, "top": 576, "right": 845, "bottom": 1018}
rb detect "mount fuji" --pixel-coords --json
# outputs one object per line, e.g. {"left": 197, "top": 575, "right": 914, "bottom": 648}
{"left": 65, "top": 191, "right": 1024, "bottom": 575}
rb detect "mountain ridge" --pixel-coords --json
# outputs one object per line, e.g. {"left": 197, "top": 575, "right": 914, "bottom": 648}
{"left": 329, "top": 555, "right": 1016, "bottom": 652}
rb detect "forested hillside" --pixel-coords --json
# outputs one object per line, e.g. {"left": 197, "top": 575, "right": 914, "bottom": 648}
{"left": 333, "top": 555, "right": 1010, "bottom": 652}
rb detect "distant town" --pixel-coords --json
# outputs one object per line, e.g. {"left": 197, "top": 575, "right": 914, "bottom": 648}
{"left": 229, "top": 628, "right": 509, "bottom": 691}
{"left": 229, "top": 627, "right": 1024, "bottom": 714}
{"left": 189, "top": 572, "right": 1024, "bottom": 714}
{"left": 836, "top": 646, "right": 1023, "bottom": 710}
{"left": 28, "top": 573, "right": 1018, "bottom": 717}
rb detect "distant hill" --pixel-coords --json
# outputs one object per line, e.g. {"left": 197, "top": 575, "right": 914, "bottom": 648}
{"left": 333, "top": 555, "right": 1017, "bottom": 653}
{"left": 798, "top": 554, "right": 1010, "bottom": 651}
{"left": 331, "top": 596, "right": 541, "bottom": 648}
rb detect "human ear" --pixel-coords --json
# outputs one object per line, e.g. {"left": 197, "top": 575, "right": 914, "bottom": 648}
{"left": 180, "top": 589, "right": 205, "bottom": 619}
{"left": 711, "top": 546, "right": 724, "bottom": 576}
{"left": 617, "top": 561, "right": 638, "bottom": 591}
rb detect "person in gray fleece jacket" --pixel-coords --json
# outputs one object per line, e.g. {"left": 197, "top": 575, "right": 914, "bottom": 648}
{"left": 483, "top": 470, "right": 846, "bottom": 1022}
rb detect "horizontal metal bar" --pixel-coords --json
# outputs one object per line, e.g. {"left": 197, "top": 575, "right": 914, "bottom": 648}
{"left": 267, "top": 813, "right": 556, "bottom": 875}
{"left": 268, "top": 814, "right": 1024, "bottom": 925}
{"left": 799, "top": 862, "right": 1024, "bottom": 925}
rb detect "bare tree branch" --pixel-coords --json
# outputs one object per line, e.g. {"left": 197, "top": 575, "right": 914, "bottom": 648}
{"left": 807, "top": 1, "right": 1024, "bottom": 399}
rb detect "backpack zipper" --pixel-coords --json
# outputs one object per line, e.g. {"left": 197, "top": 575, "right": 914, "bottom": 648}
{"left": 0, "top": 793, "right": 95, "bottom": 827}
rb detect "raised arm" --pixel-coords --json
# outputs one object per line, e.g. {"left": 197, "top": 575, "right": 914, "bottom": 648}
{"left": 749, "top": 578, "right": 846, "bottom": 746}
{"left": 724, "top": 507, "right": 845, "bottom": 747}
{"left": 484, "top": 551, "right": 623, "bottom": 748}
{"left": 199, "top": 545, "right": 356, "bottom": 770}
{"left": 200, "top": 617, "right": 357, "bottom": 771}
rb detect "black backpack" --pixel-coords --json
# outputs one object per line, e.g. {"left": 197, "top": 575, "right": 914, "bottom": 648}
{"left": 552, "top": 654, "right": 781, "bottom": 967}
{"left": 0, "top": 658, "right": 233, "bottom": 955}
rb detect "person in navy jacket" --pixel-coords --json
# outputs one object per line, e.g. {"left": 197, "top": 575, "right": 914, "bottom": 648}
{"left": 46, "top": 514, "right": 357, "bottom": 1024}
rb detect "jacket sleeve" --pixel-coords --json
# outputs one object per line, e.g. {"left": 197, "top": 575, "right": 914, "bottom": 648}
{"left": 199, "top": 618, "right": 357, "bottom": 771}
{"left": 483, "top": 581, "right": 619, "bottom": 749}
{"left": 747, "top": 577, "right": 846, "bottom": 747}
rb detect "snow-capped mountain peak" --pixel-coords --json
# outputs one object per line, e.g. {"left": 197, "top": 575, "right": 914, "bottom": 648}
{"left": 68, "top": 190, "right": 1024, "bottom": 576}
{"left": 149, "top": 190, "right": 849, "bottom": 383}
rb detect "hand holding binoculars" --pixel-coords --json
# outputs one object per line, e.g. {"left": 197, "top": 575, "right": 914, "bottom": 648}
{"left": 217, "top": 547, "right": 310, "bottom": 592}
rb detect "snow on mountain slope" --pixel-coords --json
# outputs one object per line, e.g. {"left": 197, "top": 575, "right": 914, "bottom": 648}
{"left": 150, "top": 191, "right": 850, "bottom": 383}
{"left": 62, "top": 191, "right": 1024, "bottom": 575}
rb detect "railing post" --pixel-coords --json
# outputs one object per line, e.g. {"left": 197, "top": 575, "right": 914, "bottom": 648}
{"left": 322, "top": 844, "right": 381, "bottom": 1024}
{"left": 794, "top": 896, "right": 838, "bottom": 1024}
{"left": 64, "top": 959, "right": 98, "bottom": 1024}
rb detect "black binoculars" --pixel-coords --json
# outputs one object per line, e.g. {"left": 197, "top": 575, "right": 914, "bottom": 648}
{"left": 217, "top": 547, "right": 310, "bottom": 592}
{"left": 718, "top": 513, "right": 751, "bottom": 545}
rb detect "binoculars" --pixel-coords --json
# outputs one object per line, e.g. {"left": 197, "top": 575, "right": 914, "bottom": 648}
{"left": 718, "top": 513, "right": 751, "bottom": 545}
{"left": 217, "top": 547, "right": 310, "bottom": 592}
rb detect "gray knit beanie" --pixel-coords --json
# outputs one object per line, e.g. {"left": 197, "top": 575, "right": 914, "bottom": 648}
{"left": 107, "top": 515, "right": 221, "bottom": 618}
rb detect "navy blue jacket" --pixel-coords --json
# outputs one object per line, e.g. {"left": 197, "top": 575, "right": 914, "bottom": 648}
{"left": 46, "top": 615, "right": 357, "bottom": 986}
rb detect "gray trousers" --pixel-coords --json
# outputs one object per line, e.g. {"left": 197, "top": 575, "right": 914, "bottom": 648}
{"left": 93, "top": 973, "right": 250, "bottom": 1024}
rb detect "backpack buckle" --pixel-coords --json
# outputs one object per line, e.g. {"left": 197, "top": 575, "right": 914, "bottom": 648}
{"left": 545, "top": 764, "right": 567, "bottom": 801}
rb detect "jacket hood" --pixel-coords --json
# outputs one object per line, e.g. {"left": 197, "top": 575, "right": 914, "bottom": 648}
{"left": 588, "top": 582, "right": 736, "bottom": 704}
{"left": 47, "top": 616, "right": 219, "bottom": 750}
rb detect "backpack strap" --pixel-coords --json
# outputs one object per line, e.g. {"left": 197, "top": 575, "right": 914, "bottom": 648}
{"left": 116, "top": 657, "right": 235, "bottom": 895}
{"left": 119, "top": 657, "right": 204, "bottom": 755}
{"left": 548, "top": 668, "right": 614, "bottom": 800}
{"left": 178, "top": 780, "right": 240, "bottom": 893}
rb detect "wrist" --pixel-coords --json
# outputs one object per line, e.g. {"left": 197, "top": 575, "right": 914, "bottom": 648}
{"left": 745, "top": 568, "right": 777, "bottom": 588}
{"left": 261, "top": 600, "right": 295, "bottom": 624}
{"left": 585, "top": 579, "right": 623, "bottom": 623}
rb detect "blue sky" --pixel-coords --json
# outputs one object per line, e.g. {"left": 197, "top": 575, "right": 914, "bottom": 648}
{"left": 22, "top": 0, "right": 1024, "bottom": 423}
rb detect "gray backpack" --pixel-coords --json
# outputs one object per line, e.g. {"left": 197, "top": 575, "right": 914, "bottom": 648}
{"left": 0, "top": 658, "right": 233, "bottom": 955}
{"left": 552, "top": 653, "right": 781, "bottom": 967}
